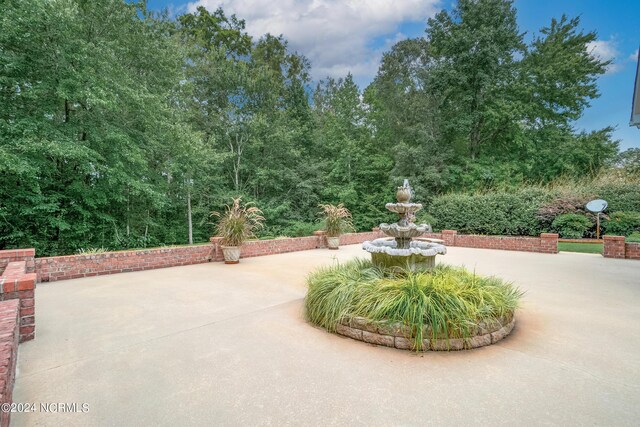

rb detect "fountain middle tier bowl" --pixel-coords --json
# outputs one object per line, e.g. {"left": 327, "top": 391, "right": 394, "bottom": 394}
{"left": 379, "top": 222, "right": 429, "bottom": 239}
{"left": 362, "top": 237, "right": 447, "bottom": 272}
{"left": 385, "top": 202, "right": 423, "bottom": 214}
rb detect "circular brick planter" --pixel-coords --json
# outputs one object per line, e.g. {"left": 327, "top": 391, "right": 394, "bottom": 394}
{"left": 334, "top": 315, "right": 515, "bottom": 351}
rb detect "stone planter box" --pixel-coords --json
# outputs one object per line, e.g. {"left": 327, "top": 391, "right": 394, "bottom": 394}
{"left": 334, "top": 315, "right": 515, "bottom": 351}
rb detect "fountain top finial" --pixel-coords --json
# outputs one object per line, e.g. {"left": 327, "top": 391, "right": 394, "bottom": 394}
{"left": 396, "top": 179, "right": 412, "bottom": 203}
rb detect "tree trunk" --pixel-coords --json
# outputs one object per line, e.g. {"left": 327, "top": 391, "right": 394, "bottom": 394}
{"left": 187, "top": 181, "right": 193, "bottom": 245}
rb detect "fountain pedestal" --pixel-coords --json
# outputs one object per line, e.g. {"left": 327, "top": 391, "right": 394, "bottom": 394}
{"left": 363, "top": 180, "right": 446, "bottom": 272}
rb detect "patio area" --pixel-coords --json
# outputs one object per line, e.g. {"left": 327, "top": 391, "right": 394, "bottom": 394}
{"left": 12, "top": 245, "right": 640, "bottom": 426}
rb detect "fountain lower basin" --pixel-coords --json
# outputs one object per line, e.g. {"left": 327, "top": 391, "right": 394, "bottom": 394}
{"left": 363, "top": 237, "right": 446, "bottom": 272}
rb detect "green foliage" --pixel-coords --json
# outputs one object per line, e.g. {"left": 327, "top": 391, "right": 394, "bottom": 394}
{"left": 212, "top": 198, "right": 265, "bottom": 246}
{"left": 536, "top": 195, "right": 593, "bottom": 230}
{"left": 371, "top": 1, "right": 616, "bottom": 194}
{"left": 428, "top": 189, "right": 550, "bottom": 236}
{"left": 551, "top": 214, "right": 592, "bottom": 238}
{"left": 604, "top": 212, "right": 640, "bottom": 237}
{"left": 282, "top": 221, "right": 321, "bottom": 238}
{"left": 304, "top": 258, "right": 522, "bottom": 350}
{"left": 595, "top": 183, "right": 640, "bottom": 212}
{"left": 427, "top": 174, "right": 640, "bottom": 237}
{"left": 626, "top": 232, "right": 640, "bottom": 243}
{"left": 0, "top": 0, "right": 626, "bottom": 255}
{"left": 414, "top": 212, "right": 438, "bottom": 230}
{"left": 617, "top": 148, "right": 640, "bottom": 176}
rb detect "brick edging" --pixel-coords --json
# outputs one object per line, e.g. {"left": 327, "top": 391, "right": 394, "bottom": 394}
{"left": 334, "top": 315, "right": 515, "bottom": 351}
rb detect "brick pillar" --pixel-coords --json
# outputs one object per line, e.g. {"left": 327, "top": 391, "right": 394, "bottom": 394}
{"left": 441, "top": 230, "right": 457, "bottom": 246}
{"left": 0, "top": 261, "right": 36, "bottom": 342}
{"left": 539, "top": 233, "right": 559, "bottom": 254}
{"left": 313, "top": 230, "right": 326, "bottom": 248}
{"left": 603, "top": 235, "right": 626, "bottom": 259}
{"left": 209, "top": 237, "right": 224, "bottom": 262}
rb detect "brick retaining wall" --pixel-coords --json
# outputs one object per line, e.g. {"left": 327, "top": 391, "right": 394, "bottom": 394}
{"left": 439, "top": 230, "right": 558, "bottom": 254}
{"left": 603, "top": 236, "right": 640, "bottom": 260}
{"left": 625, "top": 242, "right": 640, "bottom": 260}
{"left": 35, "top": 245, "right": 215, "bottom": 282}
{"left": 0, "top": 299, "right": 20, "bottom": 427}
{"left": 31, "top": 229, "right": 561, "bottom": 283}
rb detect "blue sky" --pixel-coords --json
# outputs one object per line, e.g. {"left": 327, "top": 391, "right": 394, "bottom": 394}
{"left": 148, "top": 0, "right": 640, "bottom": 151}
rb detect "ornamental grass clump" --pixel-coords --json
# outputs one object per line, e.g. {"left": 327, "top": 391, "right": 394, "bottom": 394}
{"left": 319, "top": 203, "right": 354, "bottom": 237}
{"left": 212, "top": 197, "right": 265, "bottom": 247}
{"left": 305, "top": 258, "right": 523, "bottom": 350}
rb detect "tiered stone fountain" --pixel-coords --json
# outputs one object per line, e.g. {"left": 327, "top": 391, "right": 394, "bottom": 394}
{"left": 363, "top": 180, "right": 446, "bottom": 271}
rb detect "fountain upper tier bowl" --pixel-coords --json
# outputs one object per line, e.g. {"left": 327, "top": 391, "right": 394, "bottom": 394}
{"left": 385, "top": 202, "right": 423, "bottom": 214}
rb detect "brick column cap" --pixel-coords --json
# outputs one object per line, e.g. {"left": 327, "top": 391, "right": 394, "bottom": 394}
{"left": 313, "top": 230, "right": 326, "bottom": 236}
{"left": 603, "top": 235, "right": 625, "bottom": 241}
{"left": 441, "top": 230, "right": 457, "bottom": 235}
{"left": 540, "top": 233, "right": 559, "bottom": 238}
{"left": 0, "top": 248, "right": 35, "bottom": 257}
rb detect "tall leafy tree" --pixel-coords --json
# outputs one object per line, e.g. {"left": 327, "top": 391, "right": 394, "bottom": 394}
{"left": 313, "top": 74, "right": 392, "bottom": 229}
{"left": 426, "top": 0, "right": 525, "bottom": 160}
{"left": 0, "top": 0, "right": 187, "bottom": 254}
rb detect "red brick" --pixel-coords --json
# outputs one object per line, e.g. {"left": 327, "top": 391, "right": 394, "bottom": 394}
{"left": 19, "top": 326, "right": 34, "bottom": 336}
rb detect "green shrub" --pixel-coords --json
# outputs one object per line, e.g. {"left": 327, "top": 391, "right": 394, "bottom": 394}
{"left": 594, "top": 183, "right": 640, "bottom": 212}
{"left": 424, "top": 174, "right": 640, "bottom": 237}
{"left": 551, "top": 213, "right": 592, "bottom": 238}
{"left": 414, "top": 212, "right": 438, "bottom": 230}
{"left": 604, "top": 211, "right": 640, "bottom": 236}
{"left": 626, "top": 232, "right": 640, "bottom": 243}
{"left": 282, "top": 221, "right": 321, "bottom": 237}
{"left": 428, "top": 188, "right": 550, "bottom": 236}
{"left": 536, "top": 195, "right": 592, "bottom": 230}
{"left": 304, "top": 258, "right": 522, "bottom": 350}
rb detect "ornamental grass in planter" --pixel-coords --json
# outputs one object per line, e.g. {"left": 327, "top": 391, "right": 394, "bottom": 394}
{"left": 212, "top": 197, "right": 265, "bottom": 264}
{"left": 304, "top": 258, "right": 523, "bottom": 350}
{"left": 319, "top": 203, "right": 354, "bottom": 249}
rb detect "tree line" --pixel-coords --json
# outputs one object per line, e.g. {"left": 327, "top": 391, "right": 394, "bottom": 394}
{"left": 0, "top": 0, "right": 622, "bottom": 255}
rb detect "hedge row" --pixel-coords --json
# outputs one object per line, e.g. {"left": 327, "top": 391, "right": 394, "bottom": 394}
{"left": 426, "top": 177, "right": 640, "bottom": 237}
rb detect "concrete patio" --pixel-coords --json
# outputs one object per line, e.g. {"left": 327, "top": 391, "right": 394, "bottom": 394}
{"left": 12, "top": 245, "right": 640, "bottom": 426}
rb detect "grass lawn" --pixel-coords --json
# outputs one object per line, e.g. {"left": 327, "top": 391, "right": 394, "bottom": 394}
{"left": 558, "top": 242, "right": 603, "bottom": 254}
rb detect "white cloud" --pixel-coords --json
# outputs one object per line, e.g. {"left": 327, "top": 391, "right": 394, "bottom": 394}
{"left": 587, "top": 39, "right": 623, "bottom": 74}
{"left": 187, "top": 0, "right": 440, "bottom": 82}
